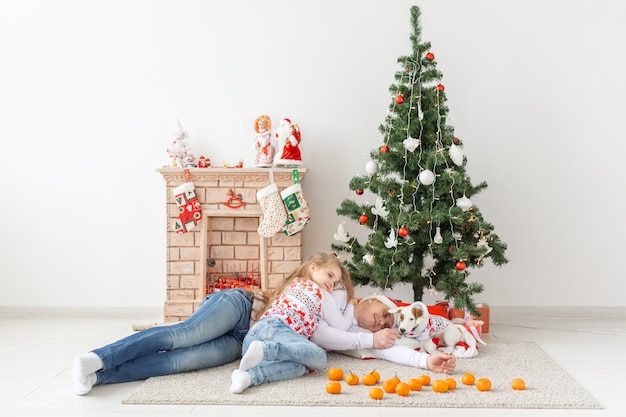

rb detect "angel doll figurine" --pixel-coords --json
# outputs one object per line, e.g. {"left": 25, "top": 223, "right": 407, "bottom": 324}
{"left": 253, "top": 115, "right": 275, "bottom": 167}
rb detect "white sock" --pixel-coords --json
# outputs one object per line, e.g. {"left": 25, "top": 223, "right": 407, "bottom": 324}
{"left": 71, "top": 353, "right": 103, "bottom": 395}
{"left": 73, "top": 352, "right": 103, "bottom": 378}
{"left": 230, "top": 369, "right": 252, "bottom": 394}
{"left": 239, "top": 340, "right": 264, "bottom": 371}
{"left": 72, "top": 372, "right": 97, "bottom": 396}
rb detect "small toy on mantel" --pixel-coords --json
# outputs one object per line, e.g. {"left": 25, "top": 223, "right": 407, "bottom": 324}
{"left": 253, "top": 115, "right": 275, "bottom": 167}
{"left": 166, "top": 120, "right": 192, "bottom": 168}
{"left": 184, "top": 154, "right": 197, "bottom": 167}
{"left": 273, "top": 118, "right": 302, "bottom": 167}
{"left": 197, "top": 155, "right": 211, "bottom": 168}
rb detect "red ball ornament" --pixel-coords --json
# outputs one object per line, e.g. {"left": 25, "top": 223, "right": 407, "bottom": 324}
{"left": 379, "top": 145, "right": 390, "bottom": 153}
{"left": 453, "top": 137, "right": 460, "bottom": 143}
{"left": 398, "top": 227, "right": 409, "bottom": 237}
{"left": 355, "top": 189, "right": 364, "bottom": 196}
{"left": 395, "top": 95, "right": 404, "bottom": 104}
{"left": 437, "top": 84, "right": 445, "bottom": 92}
{"left": 359, "top": 214, "right": 369, "bottom": 225}
{"left": 456, "top": 261, "right": 466, "bottom": 271}
{"left": 426, "top": 52, "right": 435, "bottom": 61}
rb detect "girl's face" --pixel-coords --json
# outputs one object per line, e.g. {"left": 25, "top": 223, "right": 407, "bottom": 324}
{"left": 308, "top": 263, "right": 342, "bottom": 293}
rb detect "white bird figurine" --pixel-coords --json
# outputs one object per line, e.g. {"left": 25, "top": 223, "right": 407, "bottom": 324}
{"left": 333, "top": 223, "right": 350, "bottom": 243}
{"left": 403, "top": 137, "right": 421, "bottom": 152}
{"left": 384, "top": 228, "right": 398, "bottom": 248}
{"left": 362, "top": 253, "right": 374, "bottom": 265}
{"left": 371, "top": 197, "right": 389, "bottom": 219}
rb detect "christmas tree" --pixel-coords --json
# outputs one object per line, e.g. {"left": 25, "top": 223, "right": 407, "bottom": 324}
{"left": 331, "top": 5, "right": 508, "bottom": 314}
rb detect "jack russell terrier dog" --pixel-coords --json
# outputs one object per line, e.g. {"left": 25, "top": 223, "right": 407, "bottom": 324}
{"left": 389, "top": 301, "right": 486, "bottom": 358}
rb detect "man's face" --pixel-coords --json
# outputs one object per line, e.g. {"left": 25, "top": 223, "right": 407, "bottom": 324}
{"left": 354, "top": 298, "right": 395, "bottom": 332}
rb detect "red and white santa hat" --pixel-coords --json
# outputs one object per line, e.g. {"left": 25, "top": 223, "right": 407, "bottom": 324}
{"left": 359, "top": 295, "right": 398, "bottom": 310}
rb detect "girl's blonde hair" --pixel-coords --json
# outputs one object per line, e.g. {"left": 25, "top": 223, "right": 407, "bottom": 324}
{"left": 252, "top": 251, "right": 354, "bottom": 320}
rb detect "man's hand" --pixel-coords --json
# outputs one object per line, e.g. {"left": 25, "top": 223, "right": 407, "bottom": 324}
{"left": 426, "top": 353, "right": 456, "bottom": 374}
{"left": 372, "top": 328, "right": 401, "bottom": 349}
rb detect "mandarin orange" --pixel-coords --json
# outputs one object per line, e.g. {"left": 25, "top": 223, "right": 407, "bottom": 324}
{"left": 407, "top": 378, "right": 423, "bottom": 391}
{"left": 345, "top": 372, "right": 359, "bottom": 385}
{"left": 432, "top": 379, "right": 449, "bottom": 393}
{"left": 325, "top": 381, "right": 342, "bottom": 394}
{"left": 369, "top": 387, "right": 384, "bottom": 400}
{"left": 327, "top": 367, "right": 343, "bottom": 381}
{"left": 395, "top": 382, "right": 411, "bottom": 396}
{"left": 476, "top": 378, "right": 492, "bottom": 392}
{"left": 511, "top": 378, "right": 526, "bottom": 390}
{"left": 444, "top": 377, "right": 457, "bottom": 390}
{"left": 461, "top": 373, "right": 475, "bottom": 385}
{"left": 362, "top": 373, "right": 378, "bottom": 386}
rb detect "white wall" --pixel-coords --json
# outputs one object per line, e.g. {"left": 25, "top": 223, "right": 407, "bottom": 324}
{"left": 1, "top": 0, "right": 624, "bottom": 308}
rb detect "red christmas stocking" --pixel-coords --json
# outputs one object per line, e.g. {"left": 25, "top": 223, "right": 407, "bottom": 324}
{"left": 172, "top": 170, "right": 202, "bottom": 233}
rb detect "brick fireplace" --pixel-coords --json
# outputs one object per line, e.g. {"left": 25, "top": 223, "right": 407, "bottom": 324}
{"left": 159, "top": 167, "right": 307, "bottom": 322}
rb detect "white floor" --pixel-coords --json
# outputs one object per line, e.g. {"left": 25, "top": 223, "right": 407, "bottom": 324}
{"left": 0, "top": 306, "right": 625, "bottom": 417}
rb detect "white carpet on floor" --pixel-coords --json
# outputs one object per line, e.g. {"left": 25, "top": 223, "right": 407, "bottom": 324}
{"left": 122, "top": 340, "right": 602, "bottom": 409}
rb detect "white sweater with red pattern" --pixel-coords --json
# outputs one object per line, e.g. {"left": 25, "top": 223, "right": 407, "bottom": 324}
{"left": 261, "top": 277, "right": 322, "bottom": 338}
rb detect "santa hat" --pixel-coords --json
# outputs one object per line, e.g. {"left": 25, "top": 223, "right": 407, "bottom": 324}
{"left": 359, "top": 295, "right": 398, "bottom": 311}
{"left": 282, "top": 118, "right": 291, "bottom": 125}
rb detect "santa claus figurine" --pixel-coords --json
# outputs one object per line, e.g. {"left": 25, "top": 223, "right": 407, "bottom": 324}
{"left": 273, "top": 118, "right": 302, "bottom": 166}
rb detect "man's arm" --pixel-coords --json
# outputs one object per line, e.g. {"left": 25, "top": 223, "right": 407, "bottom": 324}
{"left": 371, "top": 344, "right": 429, "bottom": 368}
{"left": 370, "top": 344, "right": 456, "bottom": 373}
{"left": 310, "top": 320, "right": 374, "bottom": 350}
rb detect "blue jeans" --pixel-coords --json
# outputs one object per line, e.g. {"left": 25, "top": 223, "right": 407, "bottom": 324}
{"left": 242, "top": 316, "right": 327, "bottom": 387}
{"left": 93, "top": 288, "right": 252, "bottom": 384}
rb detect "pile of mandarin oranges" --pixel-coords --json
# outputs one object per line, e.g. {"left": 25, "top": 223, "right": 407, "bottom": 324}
{"left": 325, "top": 367, "right": 526, "bottom": 399}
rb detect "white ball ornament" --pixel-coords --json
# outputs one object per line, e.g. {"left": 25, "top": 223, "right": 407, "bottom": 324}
{"left": 418, "top": 169, "right": 435, "bottom": 185}
{"left": 365, "top": 160, "right": 379, "bottom": 175}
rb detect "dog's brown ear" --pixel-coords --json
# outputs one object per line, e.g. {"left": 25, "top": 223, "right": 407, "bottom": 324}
{"left": 412, "top": 307, "right": 424, "bottom": 318}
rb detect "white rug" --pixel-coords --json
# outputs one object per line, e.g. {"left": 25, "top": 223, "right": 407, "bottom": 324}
{"left": 122, "top": 340, "right": 602, "bottom": 409}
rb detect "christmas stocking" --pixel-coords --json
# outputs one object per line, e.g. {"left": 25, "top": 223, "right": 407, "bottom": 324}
{"left": 281, "top": 182, "right": 310, "bottom": 236}
{"left": 172, "top": 170, "right": 202, "bottom": 233}
{"left": 257, "top": 183, "right": 287, "bottom": 237}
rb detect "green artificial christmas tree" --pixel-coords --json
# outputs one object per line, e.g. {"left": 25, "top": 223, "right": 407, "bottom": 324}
{"left": 331, "top": 5, "right": 508, "bottom": 315}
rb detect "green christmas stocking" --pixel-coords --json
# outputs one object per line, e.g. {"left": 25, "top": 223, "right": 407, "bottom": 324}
{"left": 281, "top": 183, "right": 310, "bottom": 236}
